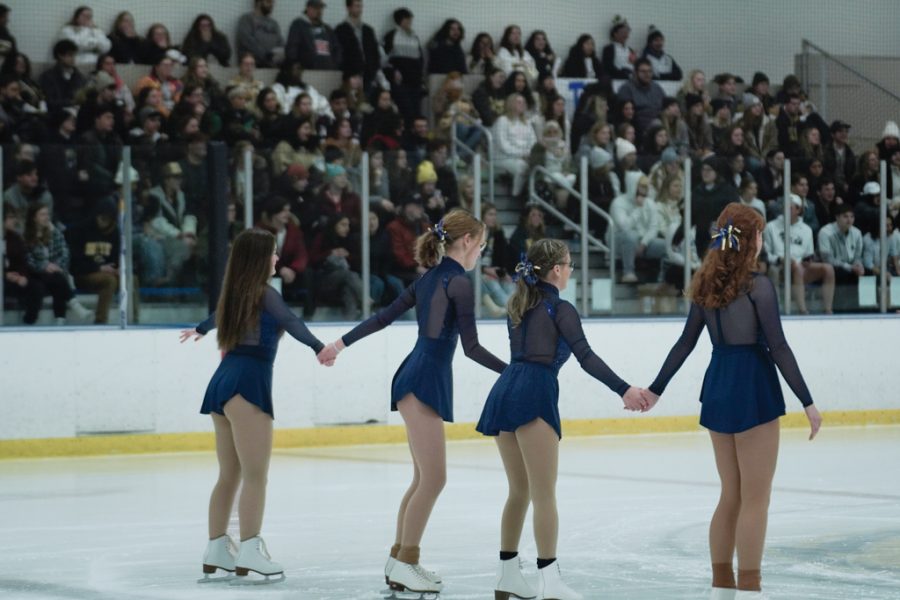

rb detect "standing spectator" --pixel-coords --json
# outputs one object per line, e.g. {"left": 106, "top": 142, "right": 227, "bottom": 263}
{"left": 824, "top": 120, "right": 856, "bottom": 198}
{"left": 385, "top": 197, "right": 429, "bottom": 284}
{"left": 138, "top": 23, "right": 186, "bottom": 66}
{"left": 610, "top": 172, "right": 665, "bottom": 282}
{"left": 817, "top": 202, "right": 863, "bottom": 311}
{"left": 384, "top": 8, "right": 424, "bottom": 122}
{"left": 641, "top": 26, "right": 681, "bottom": 81}
{"left": 427, "top": 19, "right": 466, "bottom": 75}
{"left": 559, "top": 34, "right": 602, "bottom": 79}
{"left": 107, "top": 11, "right": 142, "bottom": 64}
{"left": 286, "top": 0, "right": 342, "bottom": 70}
{"left": 334, "top": 0, "right": 382, "bottom": 89}
{"left": 494, "top": 93, "right": 538, "bottom": 199}
{"left": 134, "top": 56, "right": 183, "bottom": 113}
{"left": 468, "top": 32, "right": 495, "bottom": 75}
{"left": 0, "top": 4, "right": 16, "bottom": 64}
{"left": 256, "top": 195, "right": 309, "bottom": 301}
{"left": 181, "top": 14, "right": 232, "bottom": 67}
{"left": 4, "top": 160, "right": 54, "bottom": 219}
{"left": 59, "top": 6, "right": 111, "bottom": 68}
{"left": 764, "top": 194, "right": 835, "bottom": 314}
{"left": 38, "top": 40, "right": 87, "bottom": 111}
{"left": 236, "top": 0, "right": 284, "bottom": 68}
{"left": 3, "top": 203, "right": 46, "bottom": 324}
{"left": 471, "top": 66, "right": 506, "bottom": 128}
{"left": 66, "top": 197, "right": 120, "bottom": 324}
{"left": 616, "top": 57, "right": 665, "bottom": 141}
{"left": 600, "top": 15, "right": 635, "bottom": 79}
{"left": 24, "top": 202, "right": 92, "bottom": 324}
{"left": 524, "top": 30, "right": 556, "bottom": 80}
{"left": 495, "top": 25, "right": 537, "bottom": 82}
{"left": 78, "top": 105, "right": 122, "bottom": 208}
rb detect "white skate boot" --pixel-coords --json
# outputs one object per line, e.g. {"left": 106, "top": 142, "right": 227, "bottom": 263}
{"left": 385, "top": 555, "right": 442, "bottom": 586}
{"left": 231, "top": 536, "right": 285, "bottom": 585}
{"left": 537, "top": 562, "right": 582, "bottom": 600}
{"left": 710, "top": 588, "right": 737, "bottom": 600}
{"left": 734, "top": 591, "right": 768, "bottom": 599}
{"left": 495, "top": 556, "right": 536, "bottom": 599}
{"left": 387, "top": 560, "right": 442, "bottom": 598}
{"left": 198, "top": 534, "right": 237, "bottom": 583}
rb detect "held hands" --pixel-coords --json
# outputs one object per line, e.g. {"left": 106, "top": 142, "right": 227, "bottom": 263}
{"left": 621, "top": 387, "right": 660, "bottom": 413}
{"left": 805, "top": 404, "right": 823, "bottom": 441}
{"left": 316, "top": 339, "right": 346, "bottom": 367}
{"left": 179, "top": 328, "right": 204, "bottom": 343}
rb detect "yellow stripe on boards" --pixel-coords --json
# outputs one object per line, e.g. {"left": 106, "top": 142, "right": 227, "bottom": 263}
{"left": 1, "top": 409, "right": 898, "bottom": 460}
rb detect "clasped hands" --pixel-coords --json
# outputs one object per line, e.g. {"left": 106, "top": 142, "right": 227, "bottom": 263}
{"left": 316, "top": 338, "right": 345, "bottom": 367}
{"left": 622, "top": 386, "right": 660, "bottom": 413}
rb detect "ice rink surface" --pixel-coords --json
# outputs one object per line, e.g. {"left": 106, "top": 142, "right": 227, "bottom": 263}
{"left": 1, "top": 425, "right": 898, "bottom": 600}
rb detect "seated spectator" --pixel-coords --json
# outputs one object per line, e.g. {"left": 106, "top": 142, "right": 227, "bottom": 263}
{"left": 613, "top": 136, "right": 638, "bottom": 194}
{"left": 610, "top": 172, "right": 665, "bottom": 283}
{"left": 383, "top": 8, "right": 424, "bottom": 123}
{"left": 493, "top": 93, "right": 538, "bottom": 199}
{"left": 59, "top": 6, "right": 111, "bottom": 68}
{"left": 812, "top": 176, "right": 843, "bottom": 230}
{"left": 575, "top": 120, "right": 613, "bottom": 169}
{"left": 401, "top": 115, "right": 429, "bottom": 170}
{"left": 78, "top": 105, "right": 123, "bottom": 208}
{"left": 230, "top": 140, "right": 271, "bottom": 207}
{"left": 386, "top": 196, "right": 429, "bottom": 284}
{"left": 334, "top": 0, "right": 381, "bottom": 90}
{"left": 616, "top": 58, "right": 665, "bottom": 140}
{"left": 75, "top": 71, "right": 126, "bottom": 136}
{"left": 663, "top": 222, "right": 700, "bottom": 296}
{"left": 524, "top": 30, "right": 556, "bottom": 80}
{"left": 818, "top": 202, "right": 864, "bottom": 311}
{"left": 471, "top": 66, "right": 507, "bottom": 128}
{"left": 536, "top": 93, "right": 571, "bottom": 148}
{"left": 271, "top": 163, "right": 313, "bottom": 221}
{"left": 181, "top": 14, "right": 231, "bottom": 67}
{"left": 0, "top": 74, "right": 42, "bottom": 142}
{"left": 0, "top": 51, "right": 46, "bottom": 113}
{"left": 182, "top": 57, "right": 225, "bottom": 111}
{"left": 138, "top": 23, "right": 186, "bottom": 66}
{"left": 637, "top": 124, "right": 669, "bottom": 173}
{"left": 559, "top": 34, "right": 602, "bottom": 79}
{"left": 229, "top": 53, "right": 265, "bottom": 112}
{"left": 24, "top": 202, "right": 92, "bottom": 324}
{"left": 323, "top": 117, "right": 361, "bottom": 167}
{"left": 128, "top": 106, "right": 167, "bottom": 182}
{"left": 134, "top": 56, "right": 183, "bottom": 113}
{"left": 309, "top": 214, "right": 363, "bottom": 318}
{"left": 726, "top": 153, "right": 752, "bottom": 192}
{"left": 38, "top": 40, "right": 87, "bottom": 111}
{"left": 271, "top": 118, "right": 322, "bottom": 176}
{"left": 798, "top": 125, "right": 825, "bottom": 164}
{"left": 824, "top": 120, "right": 856, "bottom": 197}
{"left": 718, "top": 124, "right": 749, "bottom": 161}
{"left": 479, "top": 203, "right": 515, "bottom": 316}
{"left": 96, "top": 53, "right": 135, "bottom": 114}
{"left": 738, "top": 178, "right": 766, "bottom": 218}
{"left": 849, "top": 150, "right": 880, "bottom": 205}
{"left": 764, "top": 194, "right": 835, "bottom": 314}
{"left": 641, "top": 26, "right": 681, "bottom": 81}
{"left": 654, "top": 97, "right": 688, "bottom": 157}
{"left": 66, "top": 197, "right": 120, "bottom": 324}
{"left": 693, "top": 156, "right": 740, "bottom": 255}
{"left": 876, "top": 120, "right": 899, "bottom": 162}
{"left": 412, "top": 160, "right": 447, "bottom": 224}
{"left": 365, "top": 147, "right": 393, "bottom": 215}
{"left": 432, "top": 71, "right": 481, "bottom": 155}
{"left": 749, "top": 71, "right": 774, "bottom": 114}
{"left": 315, "top": 89, "right": 355, "bottom": 140}
{"left": 654, "top": 172, "right": 684, "bottom": 236}
{"left": 712, "top": 72, "right": 739, "bottom": 107}
{"left": 862, "top": 213, "right": 899, "bottom": 278}
{"left": 684, "top": 93, "right": 713, "bottom": 160}
{"left": 256, "top": 195, "right": 309, "bottom": 301}
{"left": 309, "top": 163, "right": 361, "bottom": 233}
{"left": 757, "top": 149, "right": 785, "bottom": 203}
{"left": 709, "top": 98, "right": 733, "bottom": 150}
{"left": 388, "top": 148, "right": 415, "bottom": 204}
{"left": 286, "top": 0, "right": 341, "bottom": 70}
{"left": 495, "top": 25, "right": 537, "bottom": 82}
{"left": 4, "top": 159, "right": 54, "bottom": 220}
{"left": 142, "top": 162, "right": 198, "bottom": 284}
{"left": 428, "top": 19, "right": 466, "bottom": 74}
{"left": 359, "top": 87, "right": 396, "bottom": 147}
{"left": 222, "top": 85, "right": 260, "bottom": 146}
{"left": 0, "top": 4, "right": 15, "bottom": 64}
{"left": 367, "top": 210, "right": 404, "bottom": 306}
{"left": 570, "top": 92, "right": 609, "bottom": 155}
{"left": 676, "top": 69, "right": 710, "bottom": 115}
{"left": 775, "top": 93, "right": 807, "bottom": 158}
{"left": 427, "top": 139, "right": 459, "bottom": 207}
{"left": 271, "top": 60, "right": 331, "bottom": 117}
{"left": 236, "top": 0, "right": 284, "bottom": 69}
{"left": 737, "top": 94, "right": 777, "bottom": 173}
{"left": 648, "top": 149, "right": 682, "bottom": 201}
{"left": 507, "top": 204, "right": 546, "bottom": 273}
{"left": 468, "top": 32, "right": 495, "bottom": 76}
{"left": 854, "top": 181, "right": 883, "bottom": 236}
{"left": 587, "top": 146, "right": 617, "bottom": 223}
{"left": 107, "top": 11, "right": 142, "bottom": 64}
{"left": 135, "top": 85, "right": 170, "bottom": 122}
{"left": 601, "top": 15, "right": 635, "bottom": 79}
{"left": 255, "top": 87, "right": 282, "bottom": 147}
{"left": 3, "top": 203, "right": 46, "bottom": 324}
{"left": 887, "top": 145, "right": 900, "bottom": 201}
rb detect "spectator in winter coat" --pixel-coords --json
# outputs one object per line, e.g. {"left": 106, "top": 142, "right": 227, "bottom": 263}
{"left": 38, "top": 40, "right": 87, "bottom": 111}
{"left": 609, "top": 171, "right": 665, "bottom": 282}
{"left": 236, "top": 0, "right": 284, "bottom": 68}
{"left": 107, "top": 11, "right": 142, "bottom": 64}
{"left": 58, "top": 6, "right": 111, "bottom": 68}
{"left": 386, "top": 197, "right": 430, "bottom": 284}
{"left": 693, "top": 156, "right": 740, "bottom": 255}
{"left": 334, "top": 0, "right": 381, "bottom": 88}
{"left": 427, "top": 19, "right": 467, "bottom": 74}
{"left": 824, "top": 120, "right": 856, "bottom": 197}
{"left": 600, "top": 15, "right": 635, "bottom": 79}
{"left": 256, "top": 195, "right": 310, "bottom": 301}
{"left": 493, "top": 93, "right": 538, "bottom": 198}
{"left": 640, "top": 26, "right": 682, "bottom": 81}
{"left": 495, "top": 25, "right": 538, "bottom": 82}
{"left": 524, "top": 30, "right": 556, "bottom": 80}
{"left": 559, "top": 34, "right": 602, "bottom": 79}
{"left": 4, "top": 160, "right": 54, "bottom": 222}
{"left": 286, "top": 0, "right": 342, "bottom": 70}
{"left": 181, "top": 14, "right": 232, "bottom": 67}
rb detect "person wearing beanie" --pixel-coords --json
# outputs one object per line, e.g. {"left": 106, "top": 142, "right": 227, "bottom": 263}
{"left": 641, "top": 26, "right": 682, "bottom": 81}
{"left": 750, "top": 71, "right": 774, "bottom": 113}
{"left": 877, "top": 120, "right": 900, "bottom": 161}
{"left": 413, "top": 159, "right": 448, "bottom": 224}
{"left": 587, "top": 145, "right": 618, "bottom": 217}
{"left": 601, "top": 14, "right": 636, "bottom": 79}
{"left": 613, "top": 136, "right": 640, "bottom": 196}
{"left": 310, "top": 162, "right": 362, "bottom": 233}
{"left": 648, "top": 145, "right": 683, "bottom": 197}
{"left": 710, "top": 97, "right": 733, "bottom": 150}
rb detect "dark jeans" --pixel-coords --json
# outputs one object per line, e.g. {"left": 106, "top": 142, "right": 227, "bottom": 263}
{"left": 34, "top": 271, "right": 75, "bottom": 319}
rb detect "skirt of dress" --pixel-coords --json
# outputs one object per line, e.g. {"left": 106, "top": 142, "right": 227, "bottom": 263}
{"left": 201, "top": 345, "right": 275, "bottom": 418}
{"left": 476, "top": 361, "right": 562, "bottom": 439}
{"left": 391, "top": 336, "right": 457, "bottom": 422}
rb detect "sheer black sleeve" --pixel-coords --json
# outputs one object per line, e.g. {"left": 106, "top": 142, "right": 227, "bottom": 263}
{"left": 196, "top": 312, "right": 217, "bottom": 335}
{"left": 749, "top": 277, "right": 814, "bottom": 407}
{"left": 341, "top": 282, "right": 417, "bottom": 347}
{"left": 262, "top": 287, "right": 325, "bottom": 354}
{"left": 648, "top": 303, "right": 705, "bottom": 395}
{"left": 447, "top": 275, "right": 507, "bottom": 373}
{"left": 555, "top": 302, "right": 630, "bottom": 396}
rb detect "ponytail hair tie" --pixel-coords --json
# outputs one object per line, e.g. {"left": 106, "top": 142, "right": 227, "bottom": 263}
{"left": 431, "top": 219, "right": 449, "bottom": 243}
{"left": 513, "top": 253, "right": 541, "bottom": 286}
{"left": 709, "top": 219, "right": 742, "bottom": 251}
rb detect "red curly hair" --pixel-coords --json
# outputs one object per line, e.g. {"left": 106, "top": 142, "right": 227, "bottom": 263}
{"left": 688, "top": 203, "right": 766, "bottom": 309}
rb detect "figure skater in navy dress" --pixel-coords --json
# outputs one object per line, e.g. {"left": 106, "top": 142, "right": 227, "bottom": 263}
{"left": 641, "top": 204, "right": 822, "bottom": 600}
{"left": 180, "top": 228, "right": 330, "bottom": 584}
{"left": 318, "top": 208, "right": 507, "bottom": 596}
{"left": 475, "top": 239, "right": 647, "bottom": 600}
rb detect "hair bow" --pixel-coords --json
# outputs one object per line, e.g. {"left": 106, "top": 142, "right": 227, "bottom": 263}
{"left": 709, "top": 220, "right": 742, "bottom": 251}
{"left": 431, "top": 219, "right": 448, "bottom": 243}
{"left": 513, "top": 253, "right": 541, "bottom": 286}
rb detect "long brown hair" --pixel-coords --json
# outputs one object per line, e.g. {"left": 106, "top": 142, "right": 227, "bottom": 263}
{"left": 688, "top": 204, "right": 765, "bottom": 308}
{"left": 216, "top": 228, "right": 276, "bottom": 352}
{"left": 507, "top": 238, "right": 568, "bottom": 326}
{"left": 414, "top": 208, "right": 484, "bottom": 268}
{"left": 24, "top": 202, "right": 52, "bottom": 246}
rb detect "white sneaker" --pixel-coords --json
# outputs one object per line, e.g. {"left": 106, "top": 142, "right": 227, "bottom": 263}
{"left": 538, "top": 562, "right": 582, "bottom": 600}
{"left": 198, "top": 535, "right": 237, "bottom": 582}
{"left": 55, "top": 317, "right": 67, "bottom": 326}
{"left": 621, "top": 273, "right": 639, "bottom": 283}
{"left": 388, "top": 560, "right": 443, "bottom": 594}
{"left": 67, "top": 298, "right": 93, "bottom": 323}
{"left": 496, "top": 556, "right": 536, "bottom": 599}
{"left": 735, "top": 591, "right": 768, "bottom": 599}
{"left": 711, "top": 588, "right": 737, "bottom": 600}
{"left": 233, "top": 536, "right": 284, "bottom": 581}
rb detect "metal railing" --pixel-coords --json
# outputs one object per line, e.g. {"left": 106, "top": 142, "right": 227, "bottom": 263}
{"left": 450, "top": 112, "right": 494, "bottom": 208}
{"left": 527, "top": 156, "right": 614, "bottom": 315}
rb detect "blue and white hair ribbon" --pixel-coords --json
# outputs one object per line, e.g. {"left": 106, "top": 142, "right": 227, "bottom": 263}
{"left": 513, "top": 253, "right": 540, "bottom": 286}
{"left": 709, "top": 220, "right": 742, "bottom": 251}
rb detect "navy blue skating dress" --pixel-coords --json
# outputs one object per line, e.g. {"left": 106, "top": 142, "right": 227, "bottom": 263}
{"left": 341, "top": 256, "right": 507, "bottom": 422}
{"left": 196, "top": 286, "right": 325, "bottom": 418}
{"left": 476, "top": 281, "right": 631, "bottom": 439}
{"left": 649, "top": 274, "right": 814, "bottom": 433}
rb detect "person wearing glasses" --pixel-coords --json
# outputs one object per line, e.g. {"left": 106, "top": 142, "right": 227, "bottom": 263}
{"left": 477, "top": 238, "right": 647, "bottom": 600}
{"left": 318, "top": 208, "right": 506, "bottom": 596}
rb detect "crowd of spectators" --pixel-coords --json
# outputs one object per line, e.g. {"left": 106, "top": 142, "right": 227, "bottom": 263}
{"left": 2, "top": 1, "right": 900, "bottom": 325}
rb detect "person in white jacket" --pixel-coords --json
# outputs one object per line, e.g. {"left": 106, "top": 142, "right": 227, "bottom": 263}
{"left": 495, "top": 25, "right": 538, "bottom": 83}
{"left": 763, "top": 194, "right": 834, "bottom": 313}
{"left": 493, "top": 93, "right": 537, "bottom": 198}
{"left": 609, "top": 171, "right": 666, "bottom": 282}
{"left": 58, "top": 6, "right": 111, "bottom": 67}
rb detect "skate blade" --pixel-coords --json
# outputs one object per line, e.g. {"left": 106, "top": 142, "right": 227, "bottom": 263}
{"left": 382, "top": 592, "right": 439, "bottom": 600}
{"left": 196, "top": 573, "right": 235, "bottom": 584}
{"left": 229, "top": 572, "right": 286, "bottom": 586}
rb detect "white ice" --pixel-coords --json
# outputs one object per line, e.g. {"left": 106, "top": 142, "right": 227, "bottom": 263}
{"left": 1, "top": 425, "right": 899, "bottom": 600}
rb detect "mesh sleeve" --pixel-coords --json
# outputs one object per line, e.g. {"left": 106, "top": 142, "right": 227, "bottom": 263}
{"left": 341, "top": 282, "right": 417, "bottom": 347}
{"left": 648, "top": 303, "right": 705, "bottom": 395}
{"left": 447, "top": 275, "right": 507, "bottom": 373}
{"left": 263, "top": 287, "right": 324, "bottom": 354}
{"left": 555, "top": 302, "right": 630, "bottom": 396}
{"left": 196, "top": 312, "right": 217, "bottom": 335}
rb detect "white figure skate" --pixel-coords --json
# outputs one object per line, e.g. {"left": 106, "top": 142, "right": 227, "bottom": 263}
{"left": 197, "top": 534, "right": 237, "bottom": 583}
{"left": 230, "top": 536, "right": 285, "bottom": 585}
{"left": 495, "top": 556, "right": 536, "bottom": 599}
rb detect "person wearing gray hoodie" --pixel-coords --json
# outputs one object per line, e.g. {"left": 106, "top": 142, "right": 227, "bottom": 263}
{"left": 609, "top": 170, "right": 666, "bottom": 282}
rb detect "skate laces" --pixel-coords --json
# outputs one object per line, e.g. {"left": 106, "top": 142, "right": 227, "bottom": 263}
{"left": 412, "top": 564, "right": 433, "bottom": 583}
{"left": 256, "top": 537, "right": 271, "bottom": 560}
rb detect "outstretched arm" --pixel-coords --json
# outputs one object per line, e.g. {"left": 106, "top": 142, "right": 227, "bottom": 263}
{"left": 648, "top": 303, "right": 705, "bottom": 396}
{"left": 340, "top": 282, "right": 417, "bottom": 348}
{"left": 263, "top": 287, "right": 324, "bottom": 354}
{"left": 448, "top": 276, "right": 507, "bottom": 373}
{"left": 555, "top": 302, "right": 630, "bottom": 397}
